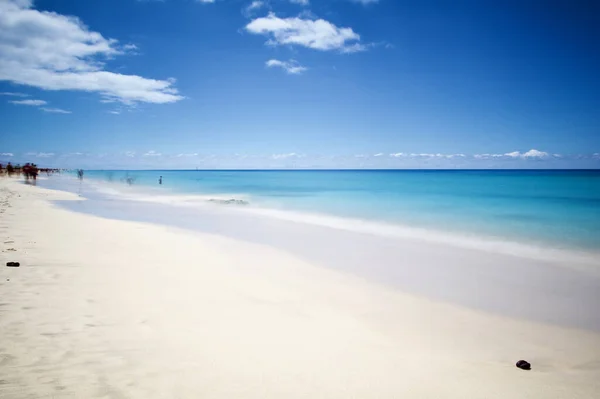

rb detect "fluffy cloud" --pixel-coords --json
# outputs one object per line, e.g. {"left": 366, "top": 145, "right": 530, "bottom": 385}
{"left": 290, "top": 0, "right": 309, "bottom": 5}
{"left": 521, "top": 149, "right": 550, "bottom": 158}
{"left": 266, "top": 59, "right": 307, "bottom": 74}
{"left": 504, "top": 151, "right": 521, "bottom": 158}
{"left": 504, "top": 149, "right": 549, "bottom": 159}
{"left": 143, "top": 150, "right": 162, "bottom": 157}
{"left": 350, "top": 0, "right": 379, "bottom": 4}
{"left": 246, "top": 13, "right": 364, "bottom": 53}
{"left": 0, "top": 0, "right": 182, "bottom": 104}
{"left": 0, "top": 152, "right": 14, "bottom": 157}
{"left": 242, "top": 1, "right": 271, "bottom": 18}
{"left": 246, "top": 1, "right": 264, "bottom": 11}
{"left": 10, "top": 99, "right": 46, "bottom": 106}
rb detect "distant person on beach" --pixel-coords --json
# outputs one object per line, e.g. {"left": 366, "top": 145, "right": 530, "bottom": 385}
{"left": 31, "top": 164, "right": 38, "bottom": 181}
{"left": 159, "top": 176, "right": 163, "bottom": 185}
{"left": 77, "top": 169, "right": 84, "bottom": 180}
{"left": 23, "top": 163, "right": 31, "bottom": 181}
{"left": 7, "top": 162, "right": 14, "bottom": 177}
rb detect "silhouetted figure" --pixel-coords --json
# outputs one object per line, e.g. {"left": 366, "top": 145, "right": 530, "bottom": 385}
{"left": 159, "top": 176, "right": 163, "bottom": 185}
{"left": 31, "top": 164, "right": 38, "bottom": 181}
{"left": 6, "top": 162, "right": 14, "bottom": 177}
{"left": 77, "top": 169, "right": 84, "bottom": 180}
{"left": 23, "top": 163, "right": 32, "bottom": 181}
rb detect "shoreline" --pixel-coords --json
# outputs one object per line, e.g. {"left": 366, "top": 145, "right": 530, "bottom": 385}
{"left": 43, "top": 175, "right": 600, "bottom": 270}
{"left": 2, "top": 178, "right": 600, "bottom": 398}
{"left": 40, "top": 177, "right": 600, "bottom": 330}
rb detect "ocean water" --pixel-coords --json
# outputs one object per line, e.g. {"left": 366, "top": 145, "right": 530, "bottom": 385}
{"left": 63, "top": 169, "right": 600, "bottom": 252}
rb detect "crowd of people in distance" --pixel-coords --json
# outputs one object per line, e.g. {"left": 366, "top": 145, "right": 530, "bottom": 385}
{"left": 0, "top": 162, "right": 62, "bottom": 184}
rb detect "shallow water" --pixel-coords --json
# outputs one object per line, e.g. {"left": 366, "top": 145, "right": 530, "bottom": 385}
{"left": 70, "top": 169, "right": 600, "bottom": 251}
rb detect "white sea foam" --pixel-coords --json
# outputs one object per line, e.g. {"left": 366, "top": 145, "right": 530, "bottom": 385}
{"left": 83, "top": 178, "right": 250, "bottom": 205}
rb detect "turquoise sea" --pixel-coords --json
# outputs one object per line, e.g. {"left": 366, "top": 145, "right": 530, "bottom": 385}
{"left": 66, "top": 169, "right": 600, "bottom": 252}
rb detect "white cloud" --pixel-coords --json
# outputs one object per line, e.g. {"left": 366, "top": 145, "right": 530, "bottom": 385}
{"left": 0, "top": 0, "right": 182, "bottom": 105}
{"left": 25, "top": 152, "right": 55, "bottom": 157}
{"left": 350, "top": 0, "right": 379, "bottom": 4}
{"left": 271, "top": 153, "right": 298, "bottom": 159}
{"left": 266, "top": 59, "right": 307, "bottom": 74}
{"left": 108, "top": 110, "right": 121, "bottom": 115}
{"left": 474, "top": 153, "right": 505, "bottom": 159}
{"left": 389, "top": 153, "right": 405, "bottom": 157}
{"left": 9, "top": 99, "right": 46, "bottom": 106}
{"left": 41, "top": 107, "right": 71, "bottom": 114}
{"left": 143, "top": 150, "right": 161, "bottom": 157}
{"left": 408, "top": 153, "right": 447, "bottom": 158}
{"left": 504, "top": 151, "right": 521, "bottom": 158}
{"left": 504, "top": 149, "right": 549, "bottom": 159}
{"left": 243, "top": 1, "right": 267, "bottom": 18}
{"left": 196, "top": 0, "right": 215, "bottom": 4}
{"left": 246, "top": 13, "right": 363, "bottom": 53}
{"left": 124, "top": 151, "right": 136, "bottom": 157}
{"left": 247, "top": 1, "right": 264, "bottom": 11}
{"left": 521, "top": 149, "right": 549, "bottom": 158}
{"left": 1, "top": 152, "right": 14, "bottom": 157}
{"left": 176, "top": 153, "right": 198, "bottom": 157}
{"left": 373, "top": 153, "right": 384, "bottom": 157}
{"left": 290, "top": 0, "right": 309, "bottom": 5}
{"left": 0, "top": 91, "right": 28, "bottom": 97}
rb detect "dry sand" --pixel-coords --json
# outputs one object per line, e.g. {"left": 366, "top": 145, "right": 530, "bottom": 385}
{"left": 1, "top": 178, "right": 599, "bottom": 398}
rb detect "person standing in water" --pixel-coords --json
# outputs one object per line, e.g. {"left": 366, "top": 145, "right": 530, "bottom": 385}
{"left": 159, "top": 176, "right": 163, "bottom": 185}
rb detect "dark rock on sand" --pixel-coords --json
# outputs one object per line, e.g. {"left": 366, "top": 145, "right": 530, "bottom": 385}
{"left": 6, "top": 262, "right": 20, "bottom": 267}
{"left": 516, "top": 360, "right": 531, "bottom": 370}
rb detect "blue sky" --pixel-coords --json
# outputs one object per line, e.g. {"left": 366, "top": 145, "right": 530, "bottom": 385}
{"left": 0, "top": 0, "right": 599, "bottom": 169}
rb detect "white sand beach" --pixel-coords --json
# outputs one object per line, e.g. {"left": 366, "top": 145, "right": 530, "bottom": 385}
{"left": 1, "top": 178, "right": 600, "bottom": 399}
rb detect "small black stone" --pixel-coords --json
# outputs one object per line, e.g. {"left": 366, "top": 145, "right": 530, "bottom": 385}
{"left": 516, "top": 360, "right": 531, "bottom": 370}
{"left": 6, "top": 262, "right": 20, "bottom": 267}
